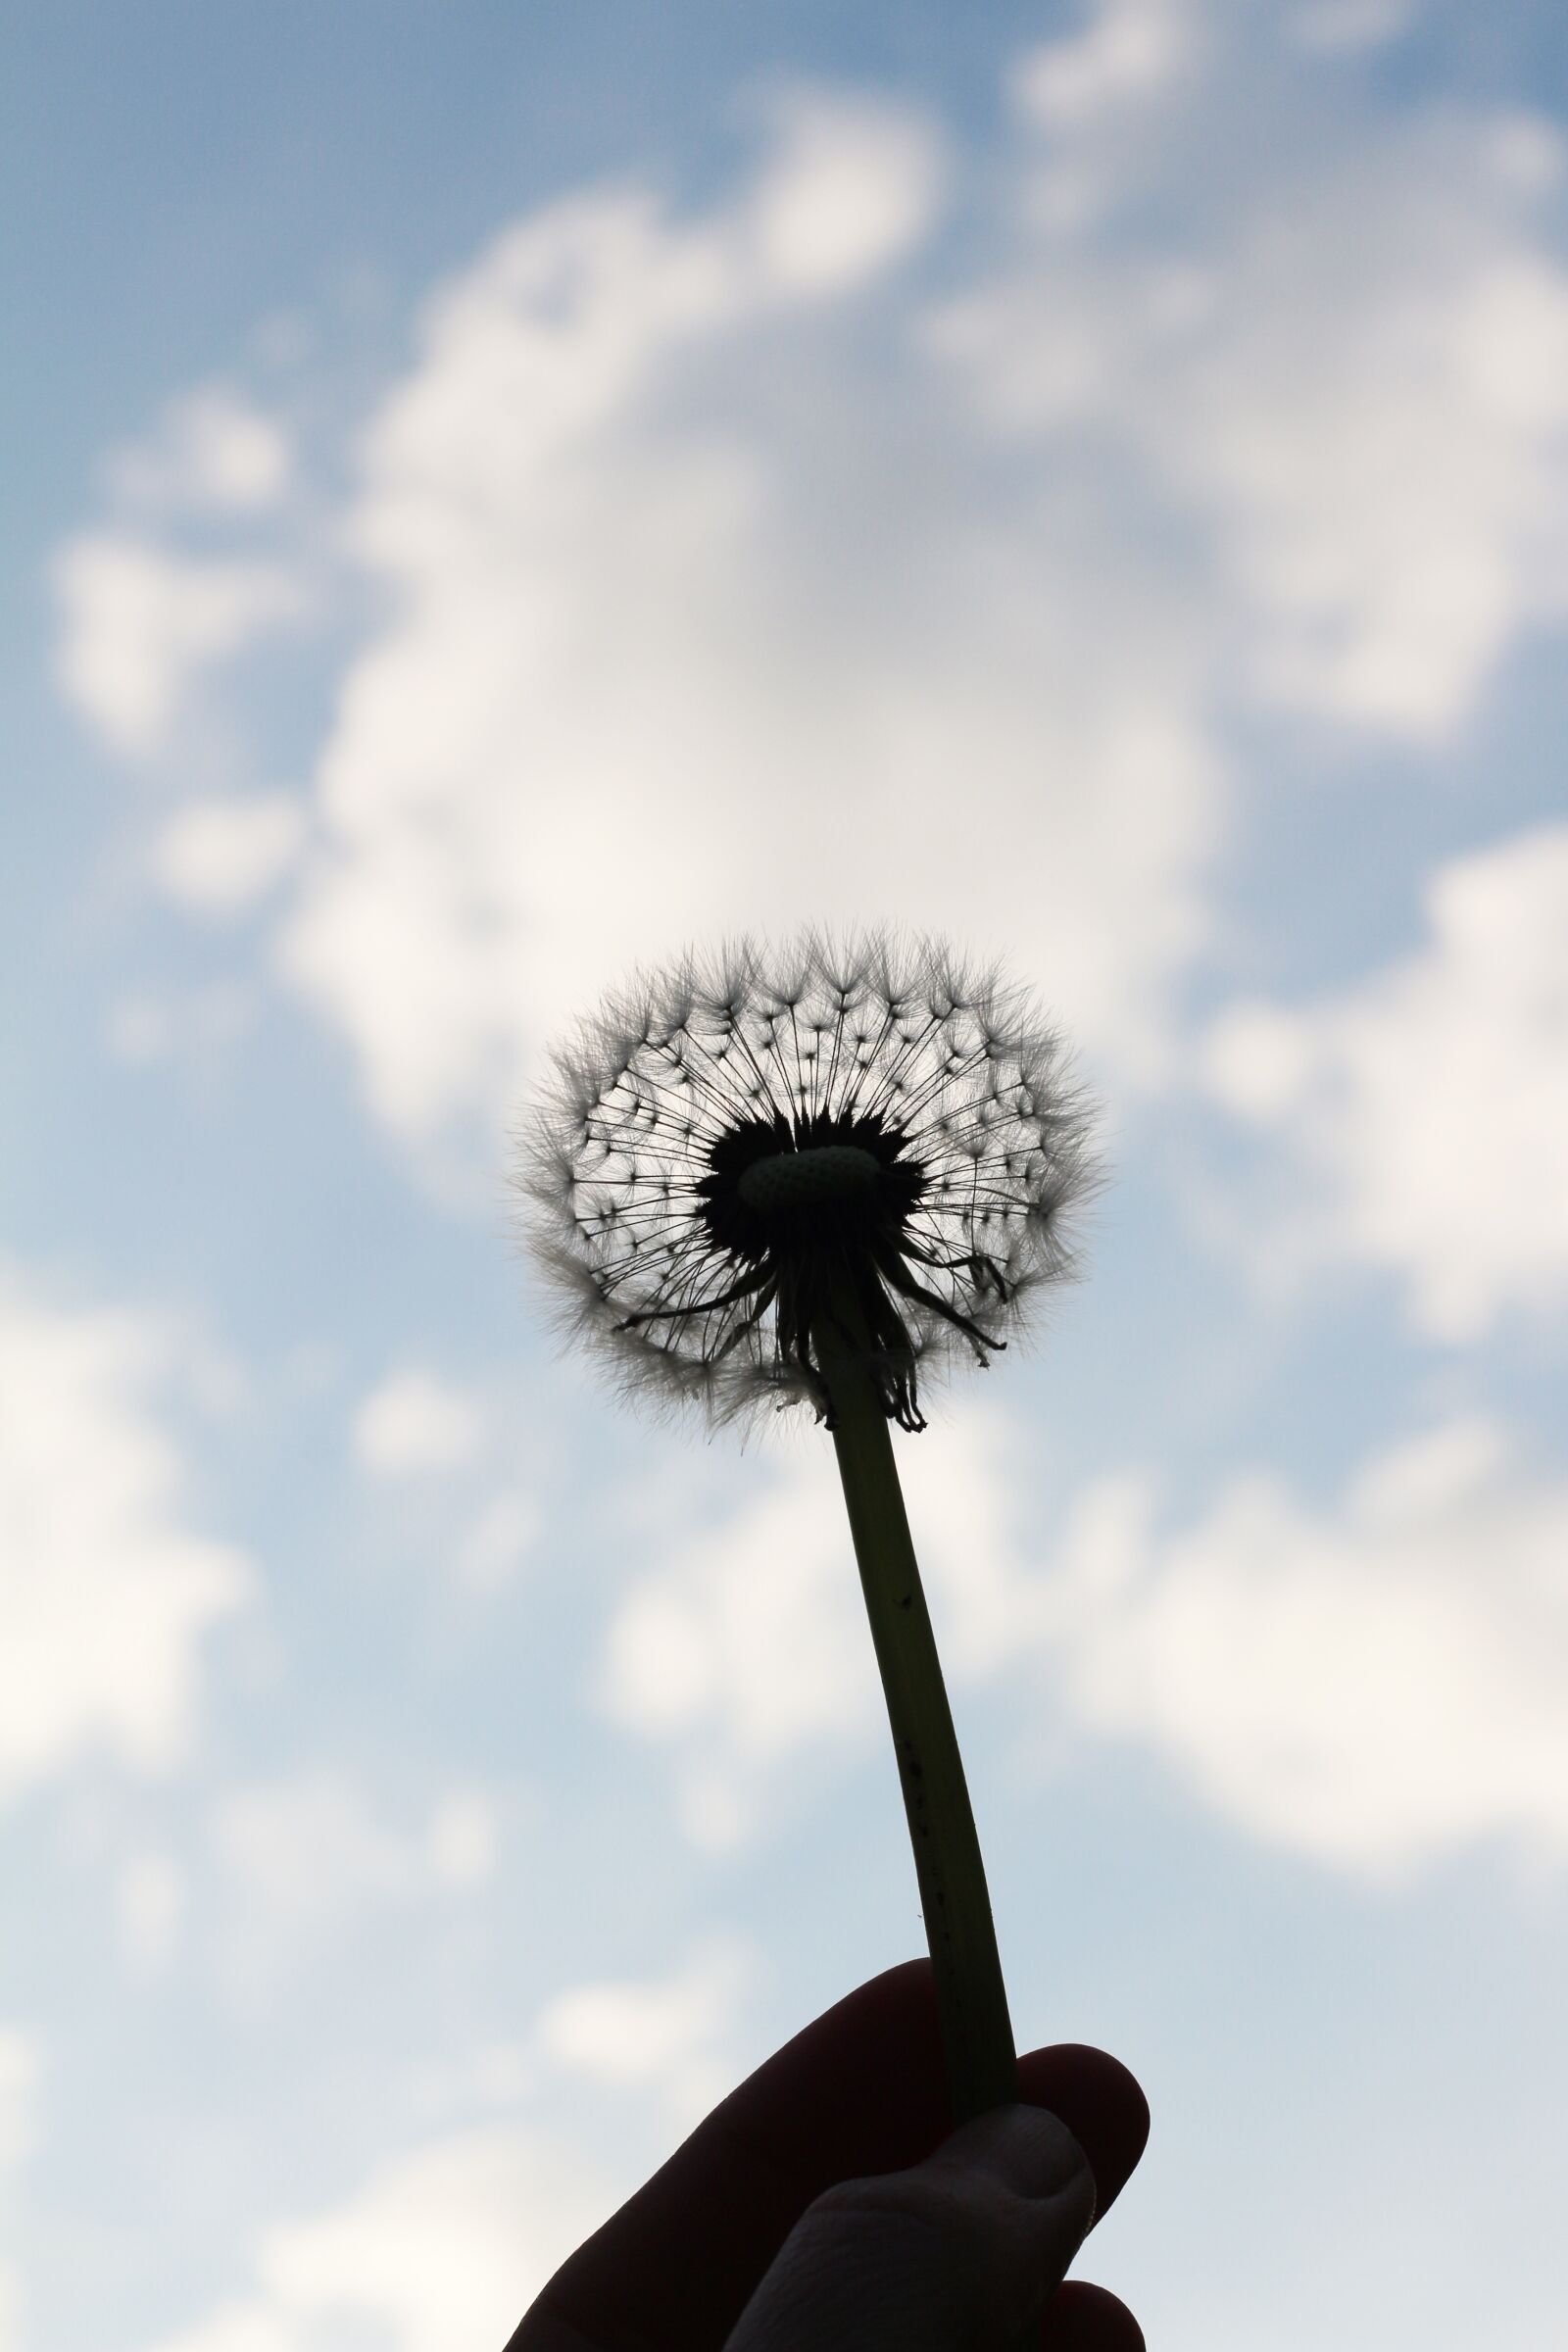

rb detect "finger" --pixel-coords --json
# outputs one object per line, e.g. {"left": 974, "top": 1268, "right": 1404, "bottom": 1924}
{"left": 510, "top": 1958, "right": 1148, "bottom": 2352}
{"left": 1043, "top": 2279, "right": 1146, "bottom": 2350}
{"left": 724, "top": 2099, "right": 1096, "bottom": 2351}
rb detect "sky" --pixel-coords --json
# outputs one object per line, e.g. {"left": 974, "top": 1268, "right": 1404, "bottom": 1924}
{"left": 4, "top": 1, "right": 1568, "bottom": 2345}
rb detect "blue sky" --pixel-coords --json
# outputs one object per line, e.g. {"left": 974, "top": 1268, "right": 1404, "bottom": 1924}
{"left": 4, "top": 4, "right": 1568, "bottom": 2346}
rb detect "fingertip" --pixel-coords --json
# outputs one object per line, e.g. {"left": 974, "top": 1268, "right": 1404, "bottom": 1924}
{"left": 1015, "top": 2044, "right": 1150, "bottom": 2221}
{"left": 1042, "top": 2278, "right": 1146, "bottom": 2349}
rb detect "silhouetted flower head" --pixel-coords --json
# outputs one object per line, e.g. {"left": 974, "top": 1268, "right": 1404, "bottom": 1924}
{"left": 516, "top": 930, "right": 1100, "bottom": 1434}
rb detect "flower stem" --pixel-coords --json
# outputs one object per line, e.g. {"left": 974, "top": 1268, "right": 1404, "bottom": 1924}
{"left": 818, "top": 1310, "right": 1018, "bottom": 2128}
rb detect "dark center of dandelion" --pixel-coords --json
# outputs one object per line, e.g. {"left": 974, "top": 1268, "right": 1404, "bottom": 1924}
{"left": 698, "top": 1113, "right": 923, "bottom": 1269}
{"left": 616, "top": 1106, "right": 1010, "bottom": 1437}
{"left": 737, "top": 1144, "right": 881, "bottom": 1216}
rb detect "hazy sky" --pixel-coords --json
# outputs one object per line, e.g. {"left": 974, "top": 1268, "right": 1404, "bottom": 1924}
{"left": 5, "top": 4, "right": 1568, "bottom": 2347}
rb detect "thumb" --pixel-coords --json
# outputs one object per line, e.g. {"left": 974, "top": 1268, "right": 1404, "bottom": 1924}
{"left": 725, "top": 2103, "right": 1096, "bottom": 2352}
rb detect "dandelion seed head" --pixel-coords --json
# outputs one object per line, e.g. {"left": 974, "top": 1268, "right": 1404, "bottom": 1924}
{"left": 514, "top": 928, "right": 1102, "bottom": 1437}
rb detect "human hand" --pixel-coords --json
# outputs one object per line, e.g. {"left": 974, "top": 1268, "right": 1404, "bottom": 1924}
{"left": 506, "top": 1957, "right": 1149, "bottom": 2351}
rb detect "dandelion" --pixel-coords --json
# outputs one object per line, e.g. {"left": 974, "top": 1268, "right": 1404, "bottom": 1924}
{"left": 516, "top": 927, "right": 1100, "bottom": 2130}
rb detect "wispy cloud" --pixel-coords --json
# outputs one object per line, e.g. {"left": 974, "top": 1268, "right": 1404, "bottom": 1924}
{"left": 0, "top": 1268, "right": 252, "bottom": 1807}
{"left": 1204, "top": 821, "right": 1568, "bottom": 1339}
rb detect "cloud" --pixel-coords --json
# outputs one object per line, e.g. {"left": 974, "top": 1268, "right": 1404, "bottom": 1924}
{"left": 153, "top": 794, "right": 308, "bottom": 915}
{"left": 1203, "top": 821, "right": 1568, "bottom": 1339}
{"left": 116, "top": 1849, "right": 188, "bottom": 1974}
{"left": 209, "top": 1772, "right": 500, "bottom": 1994}
{"left": 0, "top": 1269, "right": 252, "bottom": 1808}
{"left": 455, "top": 1488, "right": 538, "bottom": 1592}
{"left": 104, "top": 982, "right": 259, "bottom": 1069}
{"left": 737, "top": 85, "right": 947, "bottom": 293}
{"left": 268, "top": 83, "right": 1217, "bottom": 1143}
{"left": 596, "top": 1408, "right": 1047, "bottom": 1847}
{"left": 144, "top": 2125, "right": 612, "bottom": 2352}
{"left": 108, "top": 387, "right": 293, "bottom": 514}
{"left": 1287, "top": 0, "right": 1418, "bottom": 52}
{"left": 531, "top": 1931, "right": 755, "bottom": 2129}
{"left": 57, "top": 29, "right": 1568, "bottom": 1159}
{"left": 352, "top": 1366, "right": 486, "bottom": 1475}
{"left": 52, "top": 535, "right": 301, "bottom": 756}
{"left": 940, "top": 60, "right": 1568, "bottom": 737}
{"left": 0, "top": 2029, "right": 41, "bottom": 2174}
{"left": 601, "top": 1393, "right": 1568, "bottom": 1881}
{"left": 1047, "top": 1418, "right": 1568, "bottom": 1875}
{"left": 1013, "top": 0, "right": 1193, "bottom": 127}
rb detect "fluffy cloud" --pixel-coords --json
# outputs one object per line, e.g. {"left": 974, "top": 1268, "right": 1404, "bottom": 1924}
{"left": 210, "top": 1772, "right": 500, "bottom": 1993}
{"left": 1204, "top": 821, "right": 1568, "bottom": 1339}
{"left": 532, "top": 1931, "right": 755, "bottom": 2129}
{"left": 1048, "top": 1417, "right": 1568, "bottom": 1875}
{"left": 54, "top": 21, "right": 1568, "bottom": 1168}
{"left": 145, "top": 2125, "right": 611, "bottom": 2352}
{"left": 0, "top": 2029, "right": 41, "bottom": 2174}
{"left": 153, "top": 794, "right": 308, "bottom": 915}
{"left": 603, "top": 1395, "right": 1568, "bottom": 1879}
{"left": 0, "top": 1270, "right": 252, "bottom": 1807}
{"left": 596, "top": 1408, "right": 1046, "bottom": 1847}
{"left": 940, "top": 27, "right": 1568, "bottom": 736}
{"left": 108, "top": 386, "right": 293, "bottom": 514}
{"left": 260, "top": 80, "right": 1217, "bottom": 1143}
{"left": 52, "top": 535, "right": 301, "bottom": 756}
{"left": 352, "top": 1366, "right": 486, "bottom": 1475}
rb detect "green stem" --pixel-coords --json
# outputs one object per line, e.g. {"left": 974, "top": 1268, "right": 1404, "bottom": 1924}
{"left": 818, "top": 1312, "right": 1018, "bottom": 2128}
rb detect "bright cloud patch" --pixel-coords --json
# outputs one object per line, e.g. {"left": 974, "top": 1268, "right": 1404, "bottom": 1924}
{"left": 52, "top": 535, "right": 300, "bottom": 757}
{"left": 145, "top": 2125, "right": 611, "bottom": 2352}
{"left": 1049, "top": 1418, "right": 1568, "bottom": 1874}
{"left": 942, "top": 47, "right": 1568, "bottom": 737}
{"left": 1205, "top": 822, "right": 1568, "bottom": 1339}
{"left": 0, "top": 1271, "right": 252, "bottom": 1806}
{"left": 53, "top": 29, "right": 1568, "bottom": 1162}
{"left": 0, "top": 2029, "right": 41, "bottom": 2173}
{"left": 108, "top": 386, "right": 293, "bottom": 514}
{"left": 597, "top": 1409, "right": 1047, "bottom": 1848}
{"left": 154, "top": 794, "right": 307, "bottom": 914}
{"left": 210, "top": 1772, "right": 499, "bottom": 1994}
{"left": 532, "top": 1932, "right": 755, "bottom": 2128}
{"left": 239, "top": 89, "right": 1215, "bottom": 1139}
{"left": 353, "top": 1366, "right": 486, "bottom": 1475}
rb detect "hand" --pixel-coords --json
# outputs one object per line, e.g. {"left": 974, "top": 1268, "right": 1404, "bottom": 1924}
{"left": 507, "top": 1957, "right": 1149, "bottom": 2351}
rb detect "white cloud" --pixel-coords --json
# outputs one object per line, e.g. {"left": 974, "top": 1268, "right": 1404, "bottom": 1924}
{"left": 210, "top": 1773, "right": 499, "bottom": 1992}
{"left": 456, "top": 1487, "right": 538, "bottom": 1592}
{"left": 597, "top": 1408, "right": 1047, "bottom": 1847}
{"left": 154, "top": 794, "right": 307, "bottom": 915}
{"left": 938, "top": 71, "right": 1568, "bottom": 737}
{"left": 0, "top": 1270, "right": 252, "bottom": 1808}
{"left": 1046, "top": 1418, "right": 1568, "bottom": 1875}
{"left": 104, "top": 982, "right": 259, "bottom": 1069}
{"left": 109, "top": 387, "right": 292, "bottom": 514}
{"left": 270, "top": 85, "right": 1217, "bottom": 1144}
{"left": 1288, "top": 0, "right": 1418, "bottom": 53}
{"left": 0, "top": 2028, "right": 41, "bottom": 2172}
{"left": 602, "top": 1395, "right": 1568, "bottom": 1882}
{"left": 1204, "top": 822, "right": 1568, "bottom": 1339}
{"left": 532, "top": 1932, "right": 755, "bottom": 2128}
{"left": 738, "top": 87, "right": 947, "bottom": 293}
{"left": 144, "top": 2126, "right": 612, "bottom": 2352}
{"left": 53, "top": 535, "right": 300, "bottom": 756}
{"left": 116, "top": 1849, "right": 188, "bottom": 1973}
{"left": 1013, "top": 0, "right": 1193, "bottom": 127}
{"left": 353, "top": 1366, "right": 485, "bottom": 1475}
{"left": 61, "top": 36, "right": 1568, "bottom": 1158}
{"left": 425, "top": 1788, "right": 499, "bottom": 1886}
